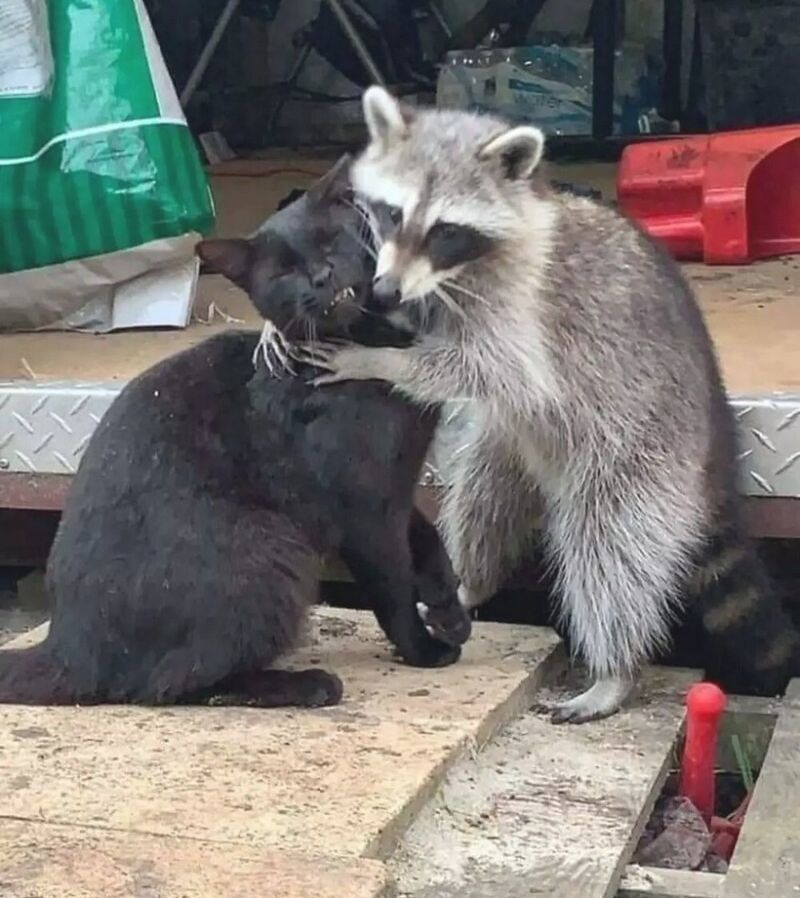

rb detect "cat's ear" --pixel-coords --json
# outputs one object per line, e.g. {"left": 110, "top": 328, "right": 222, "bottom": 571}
{"left": 307, "top": 154, "right": 352, "bottom": 203}
{"left": 477, "top": 126, "right": 545, "bottom": 181}
{"left": 363, "top": 85, "right": 412, "bottom": 150}
{"left": 197, "top": 239, "right": 252, "bottom": 287}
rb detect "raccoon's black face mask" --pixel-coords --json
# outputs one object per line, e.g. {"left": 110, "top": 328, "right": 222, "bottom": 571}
{"left": 352, "top": 86, "right": 546, "bottom": 310}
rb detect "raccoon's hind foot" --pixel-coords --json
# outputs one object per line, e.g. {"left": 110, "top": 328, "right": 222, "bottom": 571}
{"left": 544, "top": 675, "right": 635, "bottom": 725}
{"left": 416, "top": 601, "right": 472, "bottom": 647}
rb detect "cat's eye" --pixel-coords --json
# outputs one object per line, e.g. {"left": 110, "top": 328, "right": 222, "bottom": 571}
{"left": 314, "top": 228, "right": 334, "bottom": 250}
{"left": 331, "top": 190, "right": 353, "bottom": 209}
{"left": 388, "top": 206, "right": 403, "bottom": 226}
{"left": 376, "top": 203, "right": 402, "bottom": 226}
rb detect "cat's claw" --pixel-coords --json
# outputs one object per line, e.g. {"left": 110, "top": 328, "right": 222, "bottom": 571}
{"left": 415, "top": 600, "right": 472, "bottom": 647}
{"left": 416, "top": 602, "right": 438, "bottom": 638}
{"left": 253, "top": 320, "right": 294, "bottom": 376}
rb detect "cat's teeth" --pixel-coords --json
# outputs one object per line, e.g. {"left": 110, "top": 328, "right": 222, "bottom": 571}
{"left": 330, "top": 286, "right": 354, "bottom": 309}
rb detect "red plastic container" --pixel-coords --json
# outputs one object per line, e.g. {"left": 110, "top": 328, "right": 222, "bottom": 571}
{"left": 617, "top": 125, "right": 800, "bottom": 264}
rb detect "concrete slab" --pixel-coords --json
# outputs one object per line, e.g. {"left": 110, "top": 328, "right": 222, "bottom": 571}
{"left": 0, "top": 821, "right": 390, "bottom": 898}
{"left": 0, "top": 609, "right": 562, "bottom": 895}
{"left": 392, "top": 667, "right": 699, "bottom": 898}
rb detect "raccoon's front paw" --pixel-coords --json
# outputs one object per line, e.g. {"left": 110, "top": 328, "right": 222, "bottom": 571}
{"left": 293, "top": 343, "right": 402, "bottom": 386}
{"left": 416, "top": 601, "right": 472, "bottom": 648}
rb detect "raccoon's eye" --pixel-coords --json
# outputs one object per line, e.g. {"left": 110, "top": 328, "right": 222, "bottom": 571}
{"left": 428, "top": 222, "right": 461, "bottom": 243}
{"left": 425, "top": 222, "right": 495, "bottom": 271}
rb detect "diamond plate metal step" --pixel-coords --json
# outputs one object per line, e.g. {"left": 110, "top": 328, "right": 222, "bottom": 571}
{"left": 1, "top": 380, "right": 800, "bottom": 498}
{"left": 0, "top": 382, "right": 118, "bottom": 476}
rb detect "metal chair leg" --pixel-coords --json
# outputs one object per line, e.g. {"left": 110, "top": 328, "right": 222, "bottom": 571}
{"left": 180, "top": 0, "right": 241, "bottom": 107}
{"left": 267, "top": 40, "right": 313, "bottom": 135}
{"left": 324, "top": 0, "right": 387, "bottom": 86}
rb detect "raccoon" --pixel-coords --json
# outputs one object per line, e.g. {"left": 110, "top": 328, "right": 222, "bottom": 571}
{"left": 300, "top": 86, "right": 800, "bottom": 723}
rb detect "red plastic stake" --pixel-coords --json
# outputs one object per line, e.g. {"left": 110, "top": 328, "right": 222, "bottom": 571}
{"left": 679, "top": 682, "right": 727, "bottom": 825}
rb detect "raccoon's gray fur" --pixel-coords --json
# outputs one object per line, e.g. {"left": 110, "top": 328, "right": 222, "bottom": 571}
{"left": 304, "top": 86, "right": 800, "bottom": 723}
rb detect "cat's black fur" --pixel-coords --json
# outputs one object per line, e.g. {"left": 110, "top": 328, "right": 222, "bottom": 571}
{"left": 0, "top": 158, "right": 470, "bottom": 707}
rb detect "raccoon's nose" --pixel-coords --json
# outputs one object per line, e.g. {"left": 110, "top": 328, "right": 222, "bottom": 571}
{"left": 311, "top": 264, "right": 332, "bottom": 288}
{"left": 372, "top": 273, "right": 402, "bottom": 311}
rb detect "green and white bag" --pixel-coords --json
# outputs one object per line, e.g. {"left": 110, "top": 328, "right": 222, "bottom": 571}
{"left": 0, "top": 0, "right": 214, "bottom": 331}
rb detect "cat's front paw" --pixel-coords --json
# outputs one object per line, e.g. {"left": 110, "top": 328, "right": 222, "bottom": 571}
{"left": 416, "top": 601, "right": 472, "bottom": 647}
{"left": 396, "top": 637, "right": 461, "bottom": 669}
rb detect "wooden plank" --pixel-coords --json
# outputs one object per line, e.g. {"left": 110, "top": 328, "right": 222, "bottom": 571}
{"left": 392, "top": 666, "right": 700, "bottom": 898}
{"left": 722, "top": 680, "right": 800, "bottom": 898}
{"left": 618, "top": 866, "right": 723, "bottom": 898}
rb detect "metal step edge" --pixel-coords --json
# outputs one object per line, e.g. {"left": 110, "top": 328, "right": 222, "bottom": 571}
{"left": 1, "top": 380, "right": 799, "bottom": 498}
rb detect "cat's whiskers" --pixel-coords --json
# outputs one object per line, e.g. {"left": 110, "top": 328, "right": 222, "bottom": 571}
{"left": 283, "top": 311, "right": 303, "bottom": 335}
{"left": 308, "top": 319, "right": 319, "bottom": 350}
{"left": 253, "top": 319, "right": 294, "bottom": 376}
{"left": 351, "top": 232, "right": 377, "bottom": 261}
{"left": 346, "top": 196, "right": 384, "bottom": 256}
{"left": 300, "top": 318, "right": 321, "bottom": 357}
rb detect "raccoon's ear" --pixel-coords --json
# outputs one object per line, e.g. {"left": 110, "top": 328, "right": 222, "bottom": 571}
{"left": 308, "top": 154, "right": 352, "bottom": 203}
{"left": 196, "top": 238, "right": 252, "bottom": 288}
{"left": 478, "top": 126, "right": 545, "bottom": 181}
{"left": 363, "top": 85, "right": 410, "bottom": 149}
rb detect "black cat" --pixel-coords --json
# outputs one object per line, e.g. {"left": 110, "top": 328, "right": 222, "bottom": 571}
{"left": 0, "top": 157, "right": 470, "bottom": 708}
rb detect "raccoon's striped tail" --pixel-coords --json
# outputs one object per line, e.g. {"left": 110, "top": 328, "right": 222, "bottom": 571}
{"left": 690, "top": 523, "right": 800, "bottom": 697}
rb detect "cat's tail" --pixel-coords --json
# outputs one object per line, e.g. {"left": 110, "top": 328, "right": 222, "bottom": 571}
{"left": 690, "top": 519, "right": 800, "bottom": 696}
{"left": 0, "top": 640, "right": 78, "bottom": 705}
